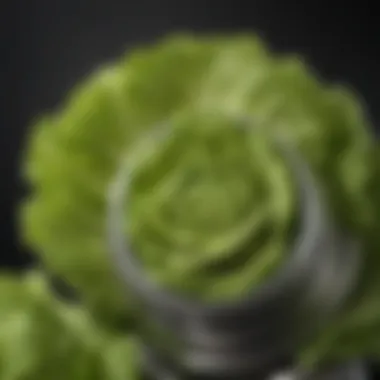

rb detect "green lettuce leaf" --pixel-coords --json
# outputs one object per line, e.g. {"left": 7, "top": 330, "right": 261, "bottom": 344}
{"left": 0, "top": 271, "right": 138, "bottom": 379}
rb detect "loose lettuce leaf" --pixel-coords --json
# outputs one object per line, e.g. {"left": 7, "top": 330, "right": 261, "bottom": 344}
{"left": 20, "top": 34, "right": 380, "bottom": 364}
{"left": 0, "top": 271, "right": 139, "bottom": 379}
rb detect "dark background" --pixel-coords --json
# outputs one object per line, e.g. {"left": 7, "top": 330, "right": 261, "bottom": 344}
{"left": 1, "top": 0, "right": 379, "bottom": 376}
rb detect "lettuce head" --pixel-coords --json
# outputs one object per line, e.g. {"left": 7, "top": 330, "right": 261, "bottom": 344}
{"left": 20, "top": 34, "right": 380, "bottom": 365}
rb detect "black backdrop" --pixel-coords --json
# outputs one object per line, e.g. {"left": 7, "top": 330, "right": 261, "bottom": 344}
{"left": 1, "top": 0, "right": 379, "bottom": 376}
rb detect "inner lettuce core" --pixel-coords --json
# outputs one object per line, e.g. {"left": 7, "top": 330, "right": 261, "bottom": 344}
{"left": 124, "top": 112, "right": 296, "bottom": 301}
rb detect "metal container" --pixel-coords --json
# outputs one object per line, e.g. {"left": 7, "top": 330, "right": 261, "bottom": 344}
{"left": 271, "top": 361, "right": 368, "bottom": 380}
{"left": 107, "top": 128, "right": 360, "bottom": 380}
